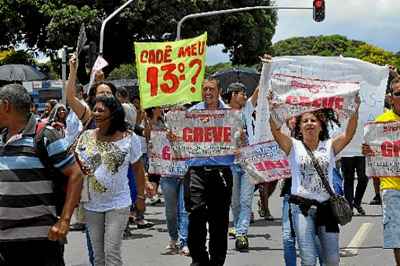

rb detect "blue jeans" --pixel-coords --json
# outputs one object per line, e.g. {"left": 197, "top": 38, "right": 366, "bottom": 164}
{"left": 160, "top": 177, "right": 189, "bottom": 247}
{"left": 282, "top": 195, "right": 297, "bottom": 266}
{"left": 231, "top": 164, "right": 254, "bottom": 236}
{"left": 290, "top": 203, "right": 339, "bottom": 266}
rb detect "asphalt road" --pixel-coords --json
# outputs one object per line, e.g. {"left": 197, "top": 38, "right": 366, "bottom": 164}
{"left": 65, "top": 182, "right": 392, "bottom": 266}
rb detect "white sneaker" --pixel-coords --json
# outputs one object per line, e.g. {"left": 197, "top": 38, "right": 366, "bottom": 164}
{"left": 180, "top": 246, "right": 190, "bottom": 256}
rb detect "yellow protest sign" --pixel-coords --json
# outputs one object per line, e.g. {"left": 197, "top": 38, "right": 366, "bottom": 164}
{"left": 135, "top": 33, "right": 207, "bottom": 109}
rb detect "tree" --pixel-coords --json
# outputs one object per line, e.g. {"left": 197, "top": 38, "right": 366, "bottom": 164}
{"left": 273, "top": 35, "right": 400, "bottom": 69}
{"left": 107, "top": 63, "right": 136, "bottom": 80}
{"left": 0, "top": 50, "right": 36, "bottom": 66}
{"left": 0, "top": 0, "right": 277, "bottom": 83}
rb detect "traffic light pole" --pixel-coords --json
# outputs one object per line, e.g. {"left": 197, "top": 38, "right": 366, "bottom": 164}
{"left": 176, "top": 5, "right": 312, "bottom": 40}
{"left": 61, "top": 45, "right": 68, "bottom": 105}
{"left": 99, "top": 0, "right": 136, "bottom": 56}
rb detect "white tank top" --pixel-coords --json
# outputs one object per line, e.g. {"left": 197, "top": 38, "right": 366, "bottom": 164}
{"left": 289, "top": 138, "right": 335, "bottom": 202}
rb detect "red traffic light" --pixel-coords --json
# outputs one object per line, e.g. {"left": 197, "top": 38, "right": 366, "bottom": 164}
{"left": 313, "top": 0, "right": 325, "bottom": 22}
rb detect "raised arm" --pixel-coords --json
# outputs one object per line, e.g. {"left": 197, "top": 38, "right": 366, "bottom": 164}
{"left": 250, "top": 86, "right": 259, "bottom": 107}
{"left": 66, "top": 54, "right": 91, "bottom": 123}
{"left": 270, "top": 116, "right": 292, "bottom": 155}
{"left": 332, "top": 95, "right": 360, "bottom": 155}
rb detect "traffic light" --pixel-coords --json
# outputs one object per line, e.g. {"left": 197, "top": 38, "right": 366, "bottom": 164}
{"left": 313, "top": 0, "right": 325, "bottom": 22}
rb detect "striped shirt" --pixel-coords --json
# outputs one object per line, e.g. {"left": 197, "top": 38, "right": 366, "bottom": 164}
{"left": 0, "top": 115, "right": 75, "bottom": 242}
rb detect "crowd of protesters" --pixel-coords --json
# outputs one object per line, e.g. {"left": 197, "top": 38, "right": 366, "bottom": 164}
{"left": 0, "top": 55, "right": 399, "bottom": 266}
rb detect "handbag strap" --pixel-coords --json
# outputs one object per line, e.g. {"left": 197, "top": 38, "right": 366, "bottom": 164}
{"left": 302, "top": 142, "right": 336, "bottom": 197}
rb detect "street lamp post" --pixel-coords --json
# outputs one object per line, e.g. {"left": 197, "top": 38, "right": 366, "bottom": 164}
{"left": 99, "top": 0, "right": 136, "bottom": 56}
{"left": 176, "top": 5, "right": 312, "bottom": 40}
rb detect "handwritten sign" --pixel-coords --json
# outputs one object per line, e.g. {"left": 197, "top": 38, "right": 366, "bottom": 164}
{"left": 364, "top": 121, "right": 400, "bottom": 177}
{"left": 254, "top": 56, "right": 388, "bottom": 156}
{"left": 270, "top": 74, "right": 360, "bottom": 127}
{"left": 165, "top": 109, "right": 244, "bottom": 158}
{"left": 75, "top": 24, "right": 87, "bottom": 56}
{"left": 238, "top": 141, "right": 290, "bottom": 184}
{"left": 148, "top": 130, "right": 187, "bottom": 177}
{"left": 135, "top": 33, "right": 207, "bottom": 109}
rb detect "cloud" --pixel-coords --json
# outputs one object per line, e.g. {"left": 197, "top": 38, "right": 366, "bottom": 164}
{"left": 273, "top": 0, "right": 400, "bottom": 52}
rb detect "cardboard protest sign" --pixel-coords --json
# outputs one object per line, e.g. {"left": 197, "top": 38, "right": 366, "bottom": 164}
{"left": 75, "top": 24, "right": 87, "bottom": 56}
{"left": 238, "top": 141, "right": 290, "bottom": 184}
{"left": 86, "top": 56, "right": 109, "bottom": 93}
{"left": 165, "top": 109, "right": 244, "bottom": 158}
{"left": 270, "top": 74, "right": 360, "bottom": 127}
{"left": 135, "top": 33, "right": 207, "bottom": 109}
{"left": 254, "top": 57, "right": 388, "bottom": 158}
{"left": 148, "top": 130, "right": 187, "bottom": 177}
{"left": 364, "top": 121, "right": 400, "bottom": 177}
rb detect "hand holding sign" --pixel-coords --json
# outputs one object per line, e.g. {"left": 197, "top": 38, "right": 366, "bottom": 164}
{"left": 135, "top": 33, "right": 207, "bottom": 109}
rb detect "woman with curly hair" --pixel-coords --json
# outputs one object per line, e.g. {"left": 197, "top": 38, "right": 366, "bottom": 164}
{"left": 269, "top": 97, "right": 360, "bottom": 266}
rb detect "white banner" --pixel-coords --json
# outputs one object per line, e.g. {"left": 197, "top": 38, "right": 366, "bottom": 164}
{"left": 254, "top": 56, "right": 389, "bottom": 157}
{"left": 364, "top": 121, "right": 400, "bottom": 177}
{"left": 148, "top": 130, "right": 187, "bottom": 177}
{"left": 165, "top": 109, "right": 244, "bottom": 158}
{"left": 270, "top": 74, "right": 360, "bottom": 126}
{"left": 238, "top": 141, "right": 290, "bottom": 184}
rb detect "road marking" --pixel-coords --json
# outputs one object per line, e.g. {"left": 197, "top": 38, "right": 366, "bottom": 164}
{"left": 343, "top": 222, "right": 374, "bottom": 256}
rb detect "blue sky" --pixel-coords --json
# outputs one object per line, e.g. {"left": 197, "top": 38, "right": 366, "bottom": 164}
{"left": 206, "top": 0, "right": 400, "bottom": 65}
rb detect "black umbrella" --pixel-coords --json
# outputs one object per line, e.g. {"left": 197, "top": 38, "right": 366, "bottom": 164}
{"left": 0, "top": 64, "right": 46, "bottom": 81}
{"left": 211, "top": 68, "right": 260, "bottom": 97}
{"left": 84, "top": 79, "right": 139, "bottom": 96}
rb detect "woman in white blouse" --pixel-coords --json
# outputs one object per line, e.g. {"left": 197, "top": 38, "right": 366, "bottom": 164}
{"left": 269, "top": 98, "right": 359, "bottom": 266}
{"left": 75, "top": 95, "right": 146, "bottom": 266}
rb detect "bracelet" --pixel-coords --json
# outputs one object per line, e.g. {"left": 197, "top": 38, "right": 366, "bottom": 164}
{"left": 137, "top": 195, "right": 146, "bottom": 200}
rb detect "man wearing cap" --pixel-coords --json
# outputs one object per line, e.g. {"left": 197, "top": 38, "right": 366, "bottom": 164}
{"left": 224, "top": 82, "right": 258, "bottom": 251}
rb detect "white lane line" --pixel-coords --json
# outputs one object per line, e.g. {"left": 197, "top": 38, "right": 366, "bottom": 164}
{"left": 343, "top": 222, "right": 374, "bottom": 256}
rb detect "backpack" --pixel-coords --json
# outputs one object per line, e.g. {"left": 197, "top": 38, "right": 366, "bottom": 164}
{"left": 34, "top": 121, "right": 69, "bottom": 216}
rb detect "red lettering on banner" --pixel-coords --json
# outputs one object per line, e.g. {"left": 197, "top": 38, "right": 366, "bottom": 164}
{"left": 193, "top": 127, "right": 203, "bottom": 142}
{"left": 253, "top": 160, "right": 289, "bottom": 171}
{"left": 381, "top": 140, "right": 400, "bottom": 157}
{"left": 162, "top": 145, "right": 171, "bottom": 160}
{"left": 139, "top": 45, "right": 172, "bottom": 64}
{"left": 214, "top": 127, "right": 223, "bottom": 142}
{"left": 285, "top": 96, "right": 344, "bottom": 109}
{"left": 182, "top": 127, "right": 232, "bottom": 143}
{"left": 183, "top": 128, "right": 192, "bottom": 142}
{"left": 178, "top": 41, "right": 206, "bottom": 58}
{"left": 255, "top": 162, "right": 264, "bottom": 171}
{"left": 204, "top": 127, "right": 213, "bottom": 142}
{"left": 223, "top": 127, "right": 231, "bottom": 143}
{"left": 291, "top": 80, "right": 321, "bottom": 93}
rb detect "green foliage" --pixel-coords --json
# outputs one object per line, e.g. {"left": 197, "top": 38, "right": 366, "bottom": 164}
{"left": 0, "top": 50, "right": 36, "bottom": 65}
{"left": 0, "top": 0, "right": 277, "bottom": 73}
{"left": 205, "top": 62, "right": 232, "bottom": 77}
{"left": 272, "top": 35, "right": 400, "bottom": 69}
{"left": 107, "top": 63, "right": 137, "bottom": 80}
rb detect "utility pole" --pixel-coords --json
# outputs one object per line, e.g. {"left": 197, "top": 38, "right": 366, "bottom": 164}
{"left": 61, "top": 45, "right": 67, "bottom": 105}
{"left": 99, "top": 0, "right": 136, "bottom": 56}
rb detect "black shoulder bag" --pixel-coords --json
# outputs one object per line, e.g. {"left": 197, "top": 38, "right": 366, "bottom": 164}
{"left": 303, "top": 143, "right": 352, "bottom": 226}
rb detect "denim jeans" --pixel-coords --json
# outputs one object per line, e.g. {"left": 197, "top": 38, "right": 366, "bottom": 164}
{"left": 282, "top": 195, "right": 297, "bottom": 266}
{"left": 231, "top": 164, "right": 254, "bottom": 236}
{"left": 85, "top": 207, "right": 130, "bottom": 266}
{"left": 290, "top": 203, "right": 340, "bottom": 266}
{"left": 160, "top": 177, "right": 189, "bottom": 247}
